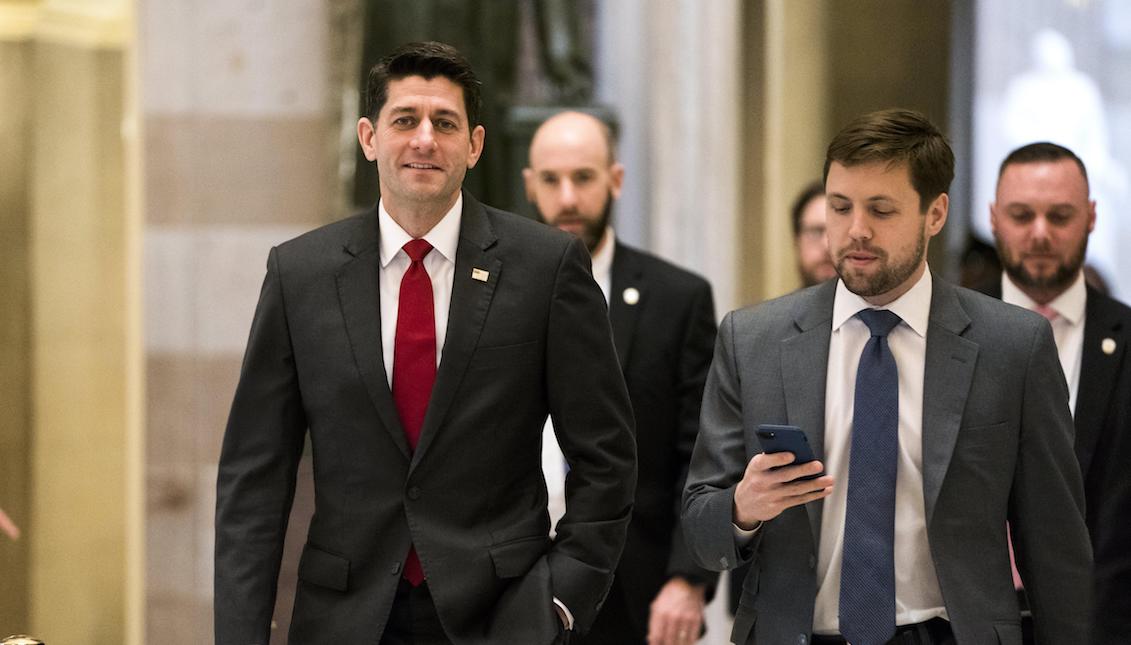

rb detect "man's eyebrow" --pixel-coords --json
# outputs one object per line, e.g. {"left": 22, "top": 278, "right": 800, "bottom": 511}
{"left": 827, "top": 192, "right": 899, "bottom": 203}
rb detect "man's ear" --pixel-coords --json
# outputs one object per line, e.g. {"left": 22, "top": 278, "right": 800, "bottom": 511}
{"left": 609, "top": 162, "right": 625, "bottom": 200}
{"left": 466, "top": 124, "right": 486, "bottom": 169}
{"left": 926, "top": 192, "right": 949, "bottom": 238}
{"left": 357, "top": 118, "right": 378, "bottom": 161}
{"left": 522, "top": 167, "right": 537, "bottom": 201}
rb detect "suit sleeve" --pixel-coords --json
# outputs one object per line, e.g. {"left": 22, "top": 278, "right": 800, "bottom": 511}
{"left": 214, "top": 247, "right": 308, "bottom": 644}
{"left": 1009, "top": 320, "right": 1092, "bottom": 643}
{"left": 665, "top": 280, "right": 721, "bottom": 593}
{"left": 682, "top": 312, "right": 761, "bottom": 572}
{"left": 545, "top": 237, "right": 637, "bottom": 633}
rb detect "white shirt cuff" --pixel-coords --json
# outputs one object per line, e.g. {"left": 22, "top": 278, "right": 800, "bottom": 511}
{"left": 552, "top": 596, "right": 574, "bottom": 630}
{"left": 733, "top": 521, "right": 762, "bottom": 546}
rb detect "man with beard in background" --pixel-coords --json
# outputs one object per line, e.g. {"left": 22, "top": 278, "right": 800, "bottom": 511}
{"left": 525, "top": 111, "right": 719, "bottom": 645}
{"left": 982, "top": 142, "right": 1131, "bottom": 644}
{"left": 792, "top": 181, "right": 838, "bottom": 287}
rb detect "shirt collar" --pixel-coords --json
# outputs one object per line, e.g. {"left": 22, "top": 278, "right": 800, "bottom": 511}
{"left": 590, "top": 227, "right": 615, "bottom": 285}
{"left": 377, "top": 193, "right": 463, "bottom": 268}
{"left": 1000, "top": 270, "right": 1086, "bottom": 326}
{"left": 832, "top": 265, "right": 933, "bottom": 338}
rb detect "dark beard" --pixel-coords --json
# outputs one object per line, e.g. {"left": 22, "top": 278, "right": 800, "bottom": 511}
{"left": 538, "top": 190, "right": 615, "bottom": 254}
{"left": 836, "top": 225, "right": 927, "bottom": 298}
{"left": 581, "top": 194, "right": 614, "bottom": 253}
{"left": 995, "top": 232, "right": 1087, "bottom": 294}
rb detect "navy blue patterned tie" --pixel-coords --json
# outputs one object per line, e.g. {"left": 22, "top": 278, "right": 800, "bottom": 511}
{"left": 840, "top": 308, "right": 902, "bottom": 645}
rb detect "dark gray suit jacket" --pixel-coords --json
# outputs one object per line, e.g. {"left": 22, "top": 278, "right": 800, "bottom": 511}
{"left": 683, "top": 276, "right": 1091, "bottom": 645}
{"left": 978, "top": 278, "right": 1131, "bottom": 643}
{"left": 215, "top": 193, "right": 636, "bottom": 644}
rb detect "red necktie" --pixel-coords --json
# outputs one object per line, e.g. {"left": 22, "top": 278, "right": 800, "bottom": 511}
{"left": 393, "top": 238, "right": 435, "bottom": 586}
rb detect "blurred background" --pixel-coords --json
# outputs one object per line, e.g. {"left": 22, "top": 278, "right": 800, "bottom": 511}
{"left": 2, "top": 0, "right": 1129, "bottom": 642}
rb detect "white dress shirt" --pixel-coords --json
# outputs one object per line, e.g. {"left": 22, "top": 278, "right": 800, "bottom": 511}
{"left": 380, "top": 195, "right": 577, "bottom": 628}
{"left": 812, "top": 269, "right": 948, "bottom": 634}
{"left": 1001, "top": 271, "right": 1086, "bottom": 415}
{"left": 377, "top": 196, "right": 462, "bottom": 386}
{"left": 542, "top": 228, "right": 615, "bottom": 535}
{"left": 589, "top": 227, "right": 614, "bottom": 302}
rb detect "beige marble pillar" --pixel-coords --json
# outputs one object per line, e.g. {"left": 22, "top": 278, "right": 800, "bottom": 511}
{"left": 139, "top": 1, "right": 334, "bottom": 641}
{"left": 0, "top": 0, "right": 37, "bottom": 631}
{"left": 749, "top": 0, "right": 830, "bottom": 303}
{"left": 597, "top": 0, "right": 743, "bottom": 316}
{"left": 24, "top": 1, "right": 143, "bottom": 642}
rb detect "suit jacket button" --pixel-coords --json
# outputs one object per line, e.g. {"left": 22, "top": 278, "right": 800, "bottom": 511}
{"left": 796, "top": 635, "right": 807, "bottom": 645}
{"left": 808, "top": 554, "right": 817, "bottom": 569}
{"left": 408, "top": 486, "right": 421, "bottom": 500}
{"left": 391, "top": 562, "right": 401, "bottom": 575}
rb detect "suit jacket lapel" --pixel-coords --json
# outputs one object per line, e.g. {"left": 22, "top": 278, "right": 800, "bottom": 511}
{"left": 1073, "top": 287, "right": 1125, "bottom": 477}
{"left": 921, "top": 278, "right": 978, "bottom": 524}
{"left": 781, "top": 281, "right": 835, "bottom": 543}
{"left": 336, "top": 207, "right": 411, "bottom": 459}
{"left": 411, "top": 193, "right": 500, "bottom": 468}
{"left": 608, "top": 243, "right": 643, "bottom": 370}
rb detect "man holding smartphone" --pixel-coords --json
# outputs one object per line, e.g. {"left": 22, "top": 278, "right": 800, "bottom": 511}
{"left": 683, "top": 109, "right": 1091, "bottom": 645}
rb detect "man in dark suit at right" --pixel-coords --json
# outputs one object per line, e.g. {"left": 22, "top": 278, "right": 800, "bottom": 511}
{"left": 984, "top": 142, "right": 1131, "bottom": 644}
{"left": 525, "top": 111, "right": 719, "bottom": 645}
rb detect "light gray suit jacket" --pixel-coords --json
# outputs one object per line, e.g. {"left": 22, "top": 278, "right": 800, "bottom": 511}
{"left": 683, "top": 276, "right": 1091, "bottom": 645}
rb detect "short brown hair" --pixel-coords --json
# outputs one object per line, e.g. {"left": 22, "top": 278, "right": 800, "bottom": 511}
{"left": 823, "top": 108, "right": 954, "bottom": 212}
{"left": 365, "top": 41, "right": 483, "bottom": 128}
{"left": 998, "top": 142, "right": 1089, "bottom": 191}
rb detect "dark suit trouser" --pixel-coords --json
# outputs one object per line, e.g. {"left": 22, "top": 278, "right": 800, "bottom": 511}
{"left": 381, "top": 580, "right": 453, "bottom": 645}
{"left": 571, "top": 579, "right": 637, "bottom": 644}
{"left": 381, "top": 579, "right": 571, "bottom": 645}
{"left": 811, "top": 618, "right": 954, "bottom": 645}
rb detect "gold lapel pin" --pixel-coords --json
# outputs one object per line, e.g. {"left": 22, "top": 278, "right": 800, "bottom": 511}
{"left": 1102, "top": 338, "right": 1116, "bottom": 355}
{"left": 471, "top": 268, "right": 489, "bottom": 282}
{"left": 623, "top": 287, "right": 640, "bottom": 305}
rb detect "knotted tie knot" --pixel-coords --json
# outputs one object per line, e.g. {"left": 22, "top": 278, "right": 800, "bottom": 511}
{"left": 1033, "top": 303, "right": 1059, "bottom": 322}
{"left": 403, "top": 238, "right": 433, "bottom": 263}
{"left": 858, "top": 308, "right": 902, "bottom": 337}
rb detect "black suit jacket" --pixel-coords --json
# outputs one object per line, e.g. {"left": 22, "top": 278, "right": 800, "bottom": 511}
{"left": 577, "top": 243, "right": 719, "bottom": 643}
{"left": 979, "top": 277, "right": 1131, "bottom": 642}
{"left": 215, "top": 193, "right": 637, "bottom": 644}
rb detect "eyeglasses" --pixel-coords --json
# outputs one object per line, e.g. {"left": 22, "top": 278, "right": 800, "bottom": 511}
{"left": 798, "top": 226, "right": 826, "bottom": 242}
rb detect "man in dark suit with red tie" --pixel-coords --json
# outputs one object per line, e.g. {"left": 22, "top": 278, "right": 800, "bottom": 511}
{"left": 982, "top": 142, "right": 1131, "bottom": 644}
{"left": 214, "top": 41, "right": 636, "bottom": 645}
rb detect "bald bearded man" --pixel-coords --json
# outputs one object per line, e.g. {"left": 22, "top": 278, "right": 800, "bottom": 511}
{"left": 525, "top": 111, "right": 719, "bottom": 645}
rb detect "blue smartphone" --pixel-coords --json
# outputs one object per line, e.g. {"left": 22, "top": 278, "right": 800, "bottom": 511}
{"left": 754, "top": 424, "right": 823, "bottom": 481}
